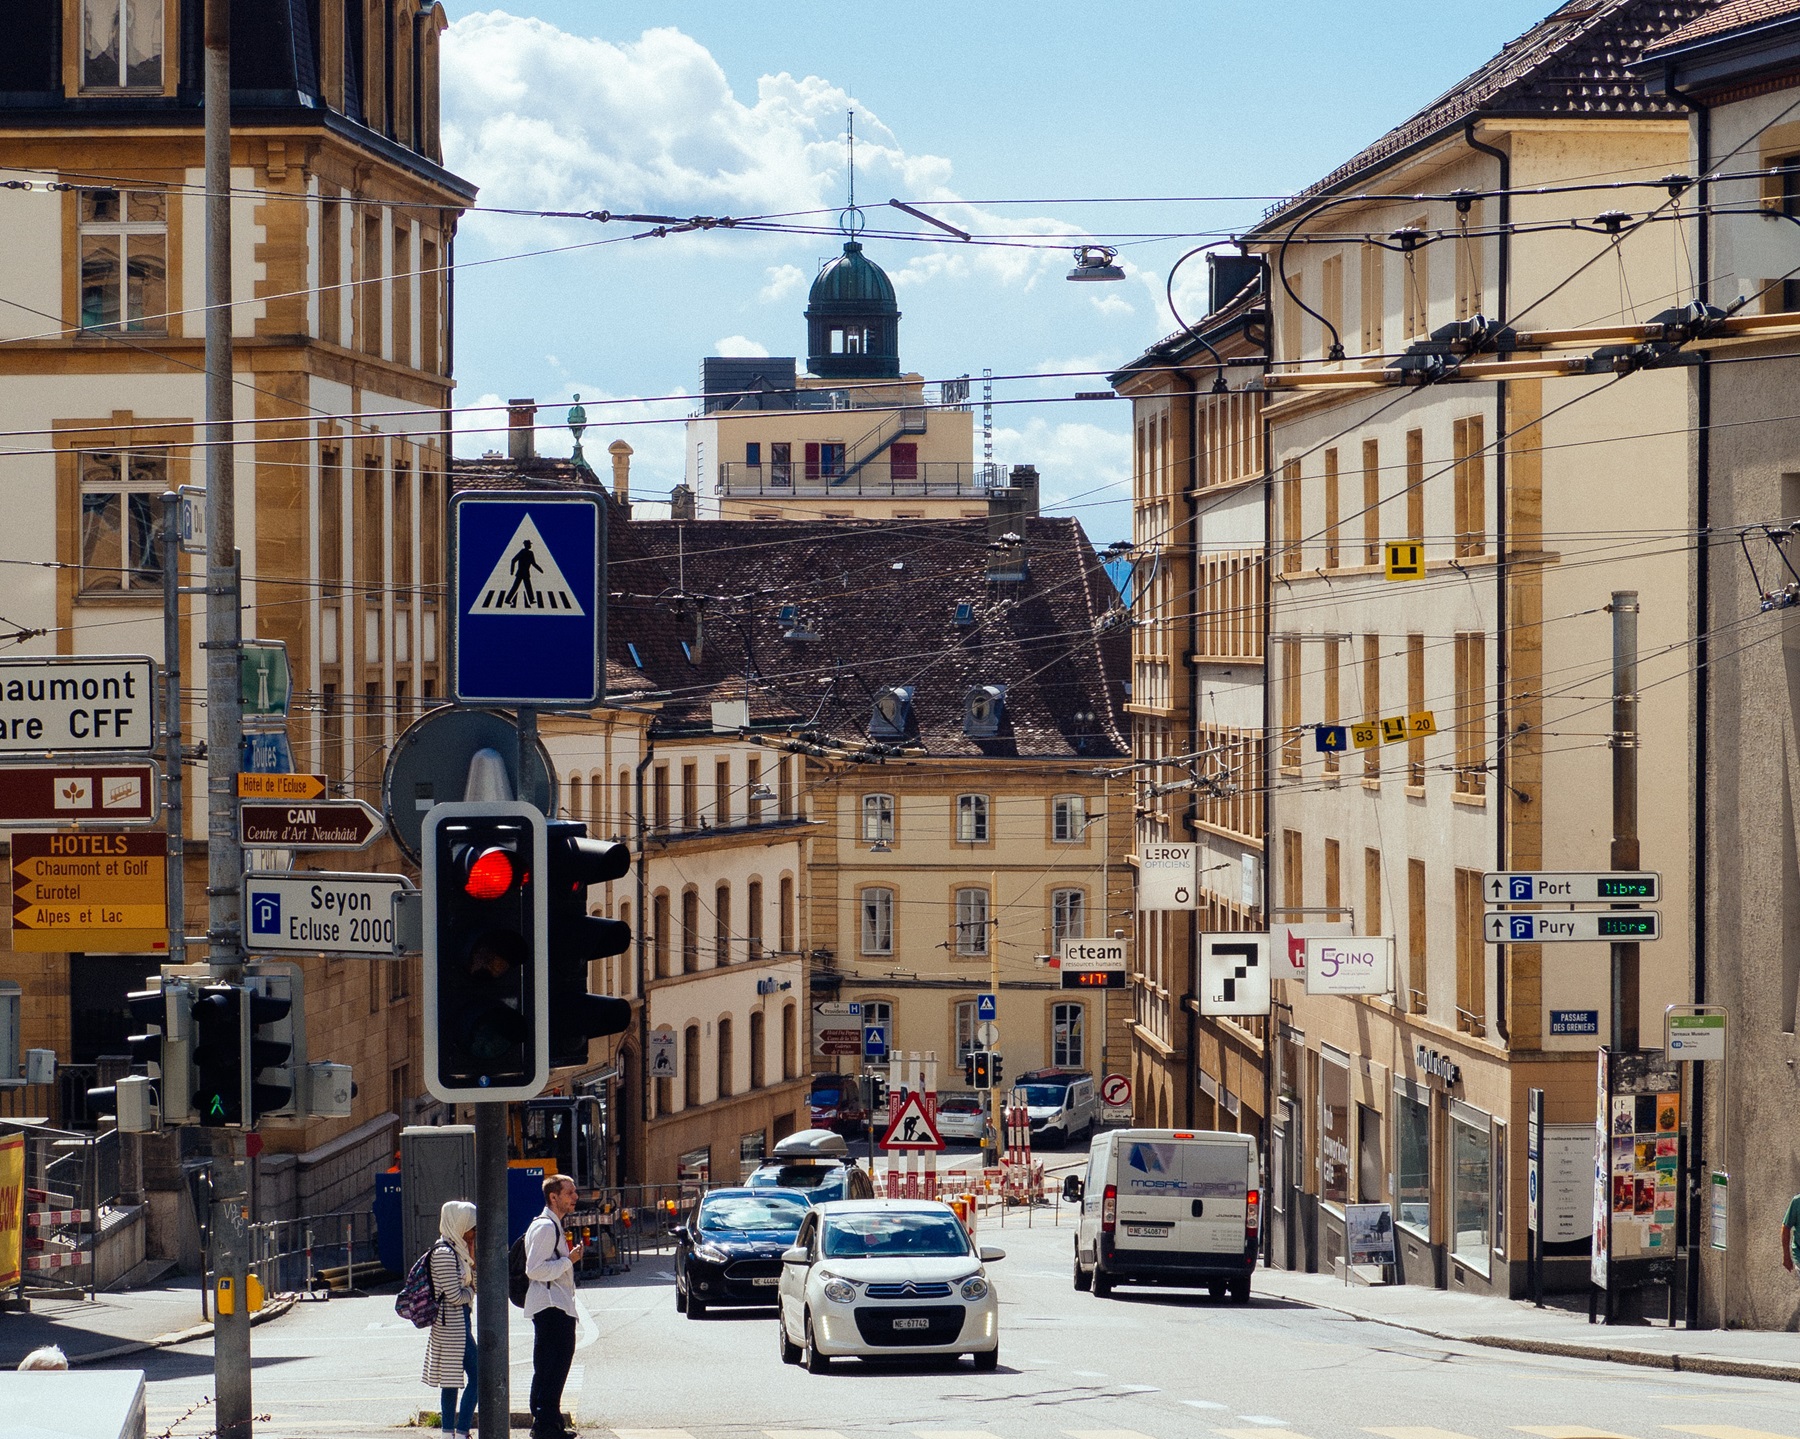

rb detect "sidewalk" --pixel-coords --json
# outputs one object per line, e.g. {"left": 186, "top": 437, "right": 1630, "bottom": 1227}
{"left": 1, "top": 1278, "right": 296, "bottom": 1368}
{"left": 1254, "top": 1265, "right": 1800, "bottom": 1384}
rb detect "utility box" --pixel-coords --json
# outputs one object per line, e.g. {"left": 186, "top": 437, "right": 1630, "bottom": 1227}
{"left": 25, "top": 1048, "right": 57, "bottom": 1085}
{"left": 400, "top": 1124, "right": 476, "bottom": 1275}
{"left": 306, "top": 1062, "right": 354, "bottom": 1118}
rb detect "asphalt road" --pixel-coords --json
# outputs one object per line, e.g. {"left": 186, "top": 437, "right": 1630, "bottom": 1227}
{"left": 122, "top": 1191, "right": 1800, "bottom": 1439}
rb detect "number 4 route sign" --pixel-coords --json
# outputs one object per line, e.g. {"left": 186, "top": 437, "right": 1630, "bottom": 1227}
{"left": 452, "top": 491, "right": 601, "bottom": 707}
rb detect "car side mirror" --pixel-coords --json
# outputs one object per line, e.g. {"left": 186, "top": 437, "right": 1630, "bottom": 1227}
{"left": 978, "top": 1245, "right": 1006, "bottom": 1263}
{"left": 1062, "top": 1175, "right": 1083, "bottom": 1202}
{"left": 673, "top": 1224, "right": 690, "bottom": 1244}
{"left": 781, "top": 1245, "right": 810, "bottom": 1265}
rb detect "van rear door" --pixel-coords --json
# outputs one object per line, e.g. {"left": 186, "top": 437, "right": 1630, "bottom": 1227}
{"left": 1112, "top": 1135, "right": 1249, "bottom": 1258}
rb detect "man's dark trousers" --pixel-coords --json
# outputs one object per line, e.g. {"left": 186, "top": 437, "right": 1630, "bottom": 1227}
{"left": 530, "top": 1308, "right": 577, "bottom": 1435}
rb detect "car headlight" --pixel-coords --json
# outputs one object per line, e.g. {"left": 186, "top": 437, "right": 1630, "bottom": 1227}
{"left": 960, "top": 1275, "right": 990, "bottom": 1301}
{"left": 692, "top": 1244, "right": 729, "bottom": 1264}
{"left": 822, "top": 1277, "right": 857, "bottom": 1304}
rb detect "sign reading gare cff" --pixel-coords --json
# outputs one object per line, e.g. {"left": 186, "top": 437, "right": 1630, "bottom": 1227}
{"left": 0, "top": 657, "right": 155, "bottom": 752}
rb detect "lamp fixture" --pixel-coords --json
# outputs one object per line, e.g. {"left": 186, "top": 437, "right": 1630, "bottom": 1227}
{"left": 869, "top": 838, "right": 892, "bottom": 854}
{"left": 749, "top": 783, "right": 775, "bottom": 802}
{"left": 1067, "top": 245, "right": 1125, "bottom": 282}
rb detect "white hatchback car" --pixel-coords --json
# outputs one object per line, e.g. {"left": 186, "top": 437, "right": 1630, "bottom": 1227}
{"left": 776, "top": 1199, "right": 1004, "bottom": 1371}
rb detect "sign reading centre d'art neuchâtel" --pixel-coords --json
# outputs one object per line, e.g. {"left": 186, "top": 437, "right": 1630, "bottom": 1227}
{"left": 452, "top": 492, "right": 601, "bottom": 708}
{"left": 0, "top": 656, "right": 155, "bottom": 753}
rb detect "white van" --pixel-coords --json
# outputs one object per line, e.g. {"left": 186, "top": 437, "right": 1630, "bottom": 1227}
{"left": 1064, "top": 1128, "right": 1260, "bottom": 1301}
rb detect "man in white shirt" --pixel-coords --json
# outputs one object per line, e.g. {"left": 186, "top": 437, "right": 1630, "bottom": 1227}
{"left": 524, "top": 1175, "right": 585, "bottom": 1439}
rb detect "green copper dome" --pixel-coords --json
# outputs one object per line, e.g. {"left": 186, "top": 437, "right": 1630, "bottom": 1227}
{"left": 807, "top": 240, "right": 897, "bottom": 307}
{"left": 806, "top": 240, "right": 901, "bottom": 379}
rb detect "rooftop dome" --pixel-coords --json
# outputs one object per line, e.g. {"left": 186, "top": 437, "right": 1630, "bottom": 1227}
{"left": 808, "top": 240, "right": 897, "bottom": 308}
{"left": 806, "top": 239, "right": 901, "bottom": 380}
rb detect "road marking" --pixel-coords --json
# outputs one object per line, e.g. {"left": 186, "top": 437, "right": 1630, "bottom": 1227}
{"left": 1068, "top": 1430, "right": 1163, "bottom": 1439}
{"left": 1072, "top": 1369, "right": 1108, "bottom": 1377}
{"left": 767, "top": 1431, "right": 851, "bottom": 1439}
{"left": 1215, "top": 1428, "right": 1304, "bottom": 1439}
{"left": 1517, "top": 1429, "right": 1638, "bottom": 1438}
{"left": 1367, "top": 1430, "right": 1484, "bottom": 1439}
{"left": 1115, "top": 1385, "right": 1159, "bottom": 1393}
{"left": 1184, "top": 1401, "right": 1230, "bottom": 1411}
{"left": 574, "top": 1290, "right": 600, "bottom": 1349}
{"left": 613, "top": 1431, "right": 698, "bottom": 1439}
{"left": 915, "top": 1431, "right": 1004, "bottom": 1439}
{"left": 1667, "top": 1430, "right": 1800, "bottom": 1439}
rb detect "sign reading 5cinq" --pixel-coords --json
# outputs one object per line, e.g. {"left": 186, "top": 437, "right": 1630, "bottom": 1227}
{"left": 1304, "top": 936, "right": 1394, "bottom": 996}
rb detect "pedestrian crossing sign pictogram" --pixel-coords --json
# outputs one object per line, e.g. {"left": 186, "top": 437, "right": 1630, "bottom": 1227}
{"left": 1384, "top": 542, "right": 1425, "bottom": 580}
{"left": 452, "top": 492, "right": 602, "bottom": 706}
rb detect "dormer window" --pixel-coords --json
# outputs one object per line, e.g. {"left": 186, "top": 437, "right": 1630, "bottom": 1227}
{"left": 963, "top": 685, "right": 1006, "bottom": 738}
{"left": 869, "top": 685, "right": 914, "bottom": 740}
{"left": 81, "top": 0, "right": 165, "bottom": 92}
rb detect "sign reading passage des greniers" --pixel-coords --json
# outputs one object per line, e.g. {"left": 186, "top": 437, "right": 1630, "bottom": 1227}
{"left": 452, "top": 492, "right": 602, "bottom": 707}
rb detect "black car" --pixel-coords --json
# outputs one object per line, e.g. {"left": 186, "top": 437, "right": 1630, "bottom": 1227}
{"left": 673, "top": 1187, "right": 812, "bottom": 1318}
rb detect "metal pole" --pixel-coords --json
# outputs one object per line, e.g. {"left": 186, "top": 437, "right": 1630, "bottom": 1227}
{"left": 474, "top": 1102, "right": 510, "bottom": 1439}
{"left": 210, "top": 1135, "right": 250, "bottom": 1438}
{"left": 1609, "top": 592, "right": 1640, "bottom": 1052}
{"left": 162, "top": 495, "right": 185, "bottom": 967}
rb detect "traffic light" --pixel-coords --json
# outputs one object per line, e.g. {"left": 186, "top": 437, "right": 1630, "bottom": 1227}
{"left": 992, "top": 1053, "right": 1004, "bottom": 1089}
{"left": 191, "top": 984, "right": 246, "bottom": 1126}
{"left": 424, "top": 801, "right": 548, "bottom": 1103}
{"left": 245, "top": 982, "right": 295, "bottom": 1123}
{"left": 544, "top": 820, "right": 633, "bottom": 1067}
{"left": 970, "top": 1050, "right": 992, "bottom": 1088}
{"left": 123, "top": 977, "right": 195, "bottom": 1126}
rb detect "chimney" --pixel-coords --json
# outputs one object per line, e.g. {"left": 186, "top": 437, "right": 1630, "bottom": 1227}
{"left": 986, "top": 483, "right": 1028, "bottom": 583}
{"left": 507, "top": 398, "right": 536, "bottom": 462}
{"left": 1008, "top": 464, "right": 1040, "bottom": 519}
{"left": 608, "top": 440, "right": 633, "bottom": 509}
{"left": 669, "top": 483, "right": 696, "bottom": 521}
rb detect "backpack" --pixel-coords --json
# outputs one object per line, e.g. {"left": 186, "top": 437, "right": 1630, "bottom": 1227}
{"left": 395, "top": 1240, "right": 443, "bottom": 1329}
{"left": 507, "top": 1234, "right": 530, "bottom": 1308}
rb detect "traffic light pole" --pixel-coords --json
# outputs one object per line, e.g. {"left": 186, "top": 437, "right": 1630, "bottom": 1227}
{"left": 474, "top": 1102, "right": 510, "bottom": 1439}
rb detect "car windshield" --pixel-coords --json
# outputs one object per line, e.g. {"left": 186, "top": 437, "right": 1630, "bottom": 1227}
{"left": 821, "top": 1211, "right": 971, "bottom": 1259}
{"left": 939, "top": 1097, "right": 983, "bottom": 1114}
{"left": 750, "top": 1164, "right": 841, "bottom": 1191}
{"left": 697, "top": 1195, "right": 809, "bottom": 1233}
{"left": 1020, "top": 1084, "right": 1068, "bottom": 1106}
{"left": 810, "top": 1082, "right": 848, "bottom": 1103}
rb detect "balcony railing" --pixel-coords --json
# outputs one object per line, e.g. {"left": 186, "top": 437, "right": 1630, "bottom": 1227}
{"left": 718, "top": 460, "right": 1001, "bottom": 499}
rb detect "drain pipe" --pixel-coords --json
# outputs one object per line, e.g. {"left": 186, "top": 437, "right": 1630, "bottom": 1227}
{"left": 1183, "top": 365, "right": 1202, "bottom": 1131}
{"left": 635, "top": 737, "right": 656, "bottom": 1168}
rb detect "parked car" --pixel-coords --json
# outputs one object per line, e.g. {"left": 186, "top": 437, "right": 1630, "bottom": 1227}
{"left": 808, "top": 1073, "right": 869, "bottom": 1137}
{"left": 1013, "top": 1068, "right": 1098, "bottom": 1148}
{"left": 1065, "top": 1127, "right": 1260, "bottom": 1302}
{"left": 674, "top": 1187, "right": 813, "bottom": 1317}
{"left": 935, "top": 1092, "right": 987, "bottom": 1145}
{"left": 746, "top": 1128, "right": 877, "bottom": 1205}
{"left": 775, "top": 1199, "right": 1005, "bottom": 1371}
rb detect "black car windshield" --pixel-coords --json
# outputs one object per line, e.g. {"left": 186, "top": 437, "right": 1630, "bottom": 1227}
{"left": 697, "top": 1195, "right": 809, "bottom": 1233}
{"left": 1020, "top": 1084, "right": 1068, "bottom": 1106}
{"left": 821, "top": 1211, "right": 971, "bottom": 1259}
{"left": 750, "top": 1164, "right": 842, "bottom": 1191}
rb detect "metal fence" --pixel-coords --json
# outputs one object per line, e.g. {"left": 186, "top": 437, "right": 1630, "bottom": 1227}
{"left": 7, "top": 1121, "right": 123, "bottom": 1301}
{"left": 246, "top": 1209, "right": 380, "bottom": 1299}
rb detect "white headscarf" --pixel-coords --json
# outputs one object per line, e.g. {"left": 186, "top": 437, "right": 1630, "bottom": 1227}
{"left": 439, "top": 1200, "right": 477, "bottom": 1275}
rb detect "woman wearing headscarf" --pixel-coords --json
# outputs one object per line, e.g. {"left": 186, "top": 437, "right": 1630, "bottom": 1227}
{"left": 422, "top": 1199, "right": 478, "bottom": 1438}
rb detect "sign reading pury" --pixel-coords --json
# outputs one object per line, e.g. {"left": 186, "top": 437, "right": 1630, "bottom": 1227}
{"left": 1304, "top": 936, "right": 1392, "bottom": 996}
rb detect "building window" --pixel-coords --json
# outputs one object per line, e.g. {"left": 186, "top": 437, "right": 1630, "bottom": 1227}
{"left": 1455, "top": 868, "right": 1485, "bottom": 1036}
{"left": 1279, "top": 459, "right": 1302, "bottom": 574}
{"left": 779, "top": 876, "right": 794, "bottom": 953}
{"left": 1319, "top": 1049, "right": 1350, "bottom": 1206}
{"left": 715, "top": 883, "right": 732, "bottom": 965}
{"left": 954, "top": 999, "right": 979, "bottom": 1064}
{"left": 681, "top": 761, "right": 698, "bottom": 830}
{"left": 1395, "top": 1087, "right": 1432, "bottom": 1234}
{"left": 749, "top": 1011, "right": 766, "bottom": 1089}
{"left": 862, "top": 793, "right": 895, "bottom": 843}
{"left": 954, "top": 888, "right": 989, "bottom": 956}
{"left": 652, "top": 764, "right": 670, "bottom": 833}
{"left": 955, "top": 794, "right": 989, "bottom": 844}
{"left": 1455, "top": 201, "right": 1484, "bottom": 320}
{"left": 1052, "top": 1002, "right": 1085, "bottom": 1068}
{"left": 771, "top": 442, "right": 792, "bottom": 485}
{"left": 79, "top": 189, "right": 167, "bottom": 332}
{"left": 652, "top": 891, "right": 670, "bottom": 978}
{"left": 684, "top": 1025, "right": 701, "bottom": 1108}
{"left": 81, "top": 0, "right": 164, "bottom": 90}
{"left": 715, "top": 758, "right": 731, "bottom": 825}
{"left": 1361, "top": 634, "right": 1382, "bottom": 780}
{"left": 79, "top": 449, "right": 166, "bottom": 593}
{"left": 1451, "top": 1106, "right": 1493, "bottom": 1274}
{"left": 778, "top": 757, "right": 794, "bottom": 817}
{"left": 746, "top": 879, "right": 764, "bottom": 961}
{"left": 717, "top": 1018, "right": 733, "bottom": 1101}
{"left": 1364, "top": 847, "right": 1383, "bottom": 939}
{"left": 1407, "top": 633, "right": 1426, "bottom": 788}
{"left": 860, "top": 888, "right": 894, "bottom": 956}
{"left": 1405, "top": 429, "right": 1425, "bottom": 546}
{"left": 1279, "top": 638, "right": 1302, "bottom": 770}
{"left": 1322, "top": 637, "right": 1341, "bottom": 778}
{"left": 1361, "top": 438, "right": 1381, "bottom": 565}
{"left": 1452, "top": 415, "right": 1486, "bottom": 557}
{"left": 1360, "top": 243, "right": 1384, "bottom": 356}
{"left": 747, "top": 758, "right": 763, "bottom": 824}
{"left": 1052, "top": 794, "right": 1087, "bottom": 842}
{"left": 1051, "top": 889, "right": 1085, "bottom": 950}
{"left": 746, "top": 441, "right": 762, "bottom": 466}
{"left": 1454, "top": 631, "right": 1488, "bottom": 798}
{"left": 1403, "top": 216, "right": 1429, "bottom": 340}
{"left": 782, "top": 1002, "right": 797, "bottom": 1080}
{"left": 1323, "top": 446, "right": 1341, "bottom": 567}
{"left": 1407, "top": 859, "right": 1427, "bottom": 1013}
{"left": 681, "top": 889, "right": 700, "bottom": 973}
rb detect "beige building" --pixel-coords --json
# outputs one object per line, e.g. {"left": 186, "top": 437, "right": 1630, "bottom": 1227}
{"left": 1244, "top": 0, "right": 1703, "bottom": 1296}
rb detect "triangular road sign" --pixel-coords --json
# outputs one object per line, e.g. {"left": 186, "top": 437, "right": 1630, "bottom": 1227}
{"left": 880, "top": 1091, "right": 944, "bottom": 1151}
{"left": 470, "top": 514, "right": 587, "bottom": 615}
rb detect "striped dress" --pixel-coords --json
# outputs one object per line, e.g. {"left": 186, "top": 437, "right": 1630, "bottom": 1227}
{"left": 421, "top": 1239, "right": 473, "bottom": 1389}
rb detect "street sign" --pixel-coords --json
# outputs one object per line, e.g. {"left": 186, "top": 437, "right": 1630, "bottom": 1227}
{"left": 177, "top": 484, "right": 206, "bottom": 555}
{"left": 648, "top": 1029, "right": 677, "bottom": 1078}
{"left": 1274, "top": 920, "right": 1351, "bottom": 974}
{"left": 814, "top": 1001, "right": 861, "bottom": 1017}
{"left": 238, "top": 800, "right": 384, "bottom": 850}
{"left": 0, "top": 656, "right": 155, "bottom": 754}
{"left": 880, "top": 1091, "right": 944, "bottom": 1151}
{"left": 242, "top": 871, "right": 414, "bottom": 957}
{"left": 1667, "top": 1009, "right": 1726, "bottom": 1062}
{"left": 1315, "top": 725, "right": 1348, "bottom": 755}
{"left": 237, "top": 772, "right": 326, "bottom": 801}
{"left": 1549, "top": 1009, "right": 1600, "bottom": 1037}
{"left": 239, "top": 731, "right": 294, "bottom": 774}
{"left": 812, "top": 1000, "right": 862, "bottom": 1055}
{"left": 1199, "top": 933, "right": 1272, "bottom": 1015}
{"left": 1137, "top": 842, "right": 1198, "bottom": 910}
{"left": 1384, "top": 541, "right": 1424, "bottom": 580}
{"left": 381, "top": 706, "right": 555, "bottom": 864}
{"left": 1486, "top": 911, "right": 1660, "bottom": 943}
{"left": 1058, "top": 937, "right": 1126, "bottom": 971}
{"left": 1100, "top": 1074, "right": 1131, "bottom": 1108}
{"left": 452, "top": 491, "right": 602, "bottom": 707}
{"left": 863, "top": 1024, "right": 888, "bottom": 1060}
{"left": 1483, "top": 871, "right": 1660, "bottom": 904}
{"left": 976, "top": 993, "right": 997, "bottom": 1022}
{"left": 974, "top": 1021, "right": 999, "bottom": 1049}
{"left": 0, "top": 761, "right": 159, "bottom": 825}
{"left": 239, "top": 642, "right": 291, "bottom": 723}
{"left": 1304, "top": 936, "right": 1393, "bottom": 996}
{"left": 10, "top": 831, "right": 167, "bottom": 953}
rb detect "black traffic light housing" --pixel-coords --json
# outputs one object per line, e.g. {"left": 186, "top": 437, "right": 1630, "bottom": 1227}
{"left": 544, "top": 820, "right": 633, "bottom": 1067}
{"left": 424, "top": 802, "right": 548, "bottom": 1103}
{"left": 191, "top": 984, "right": 245, "bottom": 1126}
{"left": 970, "top": 1050, "right": 992, "bottom": 1089}
{"left": 245, "top": 987, "right": 294, "bottom": 1123}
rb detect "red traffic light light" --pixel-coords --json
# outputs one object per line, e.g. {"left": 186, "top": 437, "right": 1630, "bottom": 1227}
{"left": 462, "top": 847, "right": 517, "bottom": 900}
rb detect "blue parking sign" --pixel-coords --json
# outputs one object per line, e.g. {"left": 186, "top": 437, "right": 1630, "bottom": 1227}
{"left": 453, "top": 492, "right": 602, "bottom": 707}
{"left": 863, "top": 1025, "right": 887, "bottom": 1059}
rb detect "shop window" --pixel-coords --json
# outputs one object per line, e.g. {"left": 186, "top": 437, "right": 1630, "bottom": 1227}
{"left": 1319, "top": 1050, "right": 1350, "bottom": 1206}
{"left": 81, "top": 0, "right": 164, "bottom": 90}
{"left": 1395, "top": 1088, "right": 1432, "bottom": 1234}
{"left": 79, "top": 449, "right": 166, "bottom": 593}
{"left": 1451, "top": 1105, "right": 1492, "bottom": 1274}
{"left": 1357, "top": 1103, "right": 1383, "bottom": 1203}
{"left": 79, "top": 189, "right": 167, "bottom": 332}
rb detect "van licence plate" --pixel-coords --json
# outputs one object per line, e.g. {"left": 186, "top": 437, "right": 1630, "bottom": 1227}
{"left": 1125, "top": 1223, "right": 1170, "bottom": 1237}
{"left": 893, "top": 1317, "right": 931, "bottom": 1331}
{"left": 751, "top": 1276, "right": 778, "bottom": 1286}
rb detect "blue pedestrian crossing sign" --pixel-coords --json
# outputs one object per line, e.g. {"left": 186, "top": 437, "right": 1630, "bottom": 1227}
{"left": 863, "top": 1024, "right": 888, "bottom": 1059}
{"left": 976, "top": 993, "right": 997, "bottom": 1022}
{"left": 452, "top": 492, "right": 602, "bottom": 707}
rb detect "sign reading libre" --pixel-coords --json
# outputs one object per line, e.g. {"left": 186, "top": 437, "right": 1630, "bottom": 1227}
{"left": 0, "top": 656, "right": 155, "bottom": 753}
{"left": 10, "top": 831, "right": 167, "bottom": 952}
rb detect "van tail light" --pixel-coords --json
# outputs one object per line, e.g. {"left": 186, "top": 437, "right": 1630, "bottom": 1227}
{"left": 1101, "top": 1184, "right": 1117, "bottom": 1234}
{"left": 1245, "top": 1188, "right": 1261, "bottom": 1239}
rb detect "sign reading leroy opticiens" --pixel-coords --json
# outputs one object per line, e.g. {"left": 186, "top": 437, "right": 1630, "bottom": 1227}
{"left": 0, "top": 656, "right": 155, "bottom": 753}
{"left": 11, "top": 830, "right": 167, "bottom": 952}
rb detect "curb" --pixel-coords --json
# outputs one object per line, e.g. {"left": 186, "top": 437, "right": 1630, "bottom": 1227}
{"left": 67, "top": 1293, "right": 299, "bottom": 1368}
{"left": 1267, "top": 1284, "right": 1800, "bottom": 1386}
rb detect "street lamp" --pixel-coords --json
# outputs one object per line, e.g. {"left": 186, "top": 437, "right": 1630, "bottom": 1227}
{"left": 567, "top": 394, "right": 588, "bottom": 466}
{"left": 1067, "top": 245, "right": 1126, "bottom": 282}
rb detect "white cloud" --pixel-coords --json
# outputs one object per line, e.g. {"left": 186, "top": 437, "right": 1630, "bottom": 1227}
{"left": 714, "top": 334, "right": 769, "bottom": 357}
{"left": 452, "top": 384, "right": 691, "bottom": 503}
{"left": 1089, "top": 292, "right": 1135, "bottom": 318}
{"left": 992, "top": 415, "right": 1131, "bottom": 533}
{"left": 759, "top": 263, "right": 806, "bottom": 302}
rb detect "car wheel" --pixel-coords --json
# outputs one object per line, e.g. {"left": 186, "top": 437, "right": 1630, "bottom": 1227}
{"left": 1092, "top": 1266, "right": 1114, "bottom": 1297}
{"left": 972, "top": 1347, "right": 999, "bottom": 1372}
{"left": 674, "top": 1279, "right": 688, "bottom": 1313}
{"left": 778, "top": 1312, "right": 801, "bottom": 1365}
{"left": 803, "top": 1309, "right": 832, "bottom": 1372}
{"left": 1228, "top": 1277, "right": 1251, "bottom": 1305}
{"left": 1072, "top": 1245, "right": 1091, "bottom": 1292}
{"left": 687, "top": 1294, "right": 707, "bottom": 1319}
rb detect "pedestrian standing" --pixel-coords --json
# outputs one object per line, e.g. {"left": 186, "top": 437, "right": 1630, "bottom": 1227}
{"left": 1783, "top": 1191, "right": 1800, "bottom": 1278}
{"left": 423, "top": 1200, "right": 479, "bottom": 1439}
{"left": 524, "top": 1175, "right": 585, "bottom": 1439}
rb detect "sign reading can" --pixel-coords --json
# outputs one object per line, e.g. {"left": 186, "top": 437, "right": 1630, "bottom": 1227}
{"left": 242, "top": 871, "right": 413, "bottom": 956}
{"left": 238, "top": 800, "right": 384, "bottom": 850}
{"left": 0, "top": 656, "right": 154, "bottom": 753}
{"left": 10, "top": 830, "right": 167, "bottom": 952}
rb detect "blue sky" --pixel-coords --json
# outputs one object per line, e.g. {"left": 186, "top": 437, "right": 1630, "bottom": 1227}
{"left": 440, "top": 2, "right": 1551, "bottom": 542}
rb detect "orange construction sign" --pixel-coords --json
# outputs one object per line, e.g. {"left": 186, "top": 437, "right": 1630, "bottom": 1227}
{"left": 879, "top": 1091, "right": 944, "bottom": 1151}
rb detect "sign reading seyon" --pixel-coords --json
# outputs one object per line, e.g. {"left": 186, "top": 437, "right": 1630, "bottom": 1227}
{"left": 10, "top": 831, "right": 167, "bottom": 952}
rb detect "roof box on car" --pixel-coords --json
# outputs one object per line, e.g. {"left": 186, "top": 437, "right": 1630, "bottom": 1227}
{"left": 772, "top": 1128, "right": 851, "bottom": 1160}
